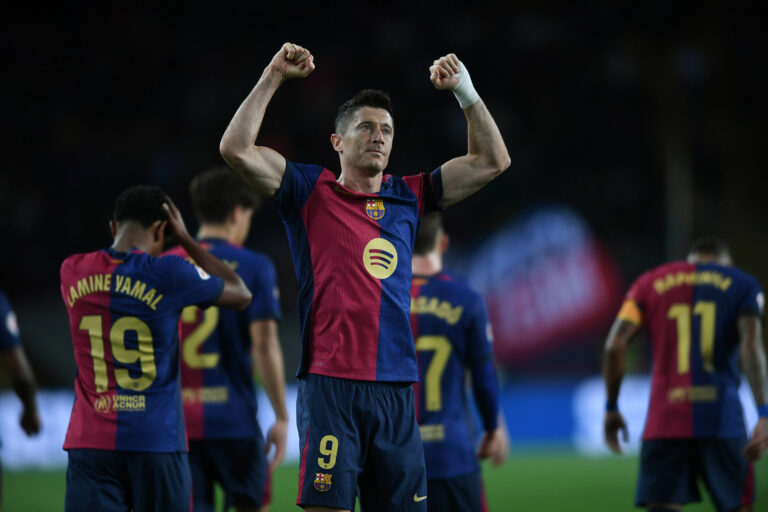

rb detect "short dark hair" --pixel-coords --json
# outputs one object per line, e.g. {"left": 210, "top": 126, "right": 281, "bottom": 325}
{"left": 113, "top": 185, "right": 169, "bottom": 228}
{"left": 334, "top": 89, "right": 394, "bottom": 134}
{"left": 688, "top": 237, "right": 731, "bottom": 259}
{"left": 189, "top": 167, "right": 261, "bottom": 224}
{"left": 414, "top": 213, "right": 443, "bottom": 256}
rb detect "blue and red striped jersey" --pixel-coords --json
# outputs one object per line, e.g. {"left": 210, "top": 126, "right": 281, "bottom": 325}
{"left": 411, "top": 272, "right": 499, "bottom": 479}
{"left": 164, "top": 239, "right": 281, "bottom": 439}
{"left": 618, "top": 261, "right": 764, "bottom": 439}
{"left": 272, "top": 161, "right": 442, "bottom": 382}
{"left": 60, "top": 247, "right": 223, "bottom": 452}
{"left": 0, "top": 290, "right": 21, "bottom": 351}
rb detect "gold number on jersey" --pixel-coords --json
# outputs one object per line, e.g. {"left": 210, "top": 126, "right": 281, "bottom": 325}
{"left": 415, "top": 335, "right": 453, "bottom": 412}
{"left": 667, "top": 301, "right": 716, "bottom": 374}
{"left": 317, "top": 434, "right": 339, "bottom": 470}
{"left": 79, "top": 315, "right": 157, "bottom": 392}
{"left": 180, "top": 306, "right": 220, "bottom": 369}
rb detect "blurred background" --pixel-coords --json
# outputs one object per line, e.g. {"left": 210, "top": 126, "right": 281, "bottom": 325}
{"left": 1, "top": 2, "right": 766, "bottom": 510}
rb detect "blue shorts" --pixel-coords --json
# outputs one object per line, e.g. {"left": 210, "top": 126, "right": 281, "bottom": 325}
{"left": 188, "top": 435, "right": 269, "bottom": 512}
{"left": 65, "top": 449, "right": 190, "bottom": 512}
{"left": 296, "top": 374, "right": 427, "bottom": 511}
{"left": 427, "top": 471, "right": 486, "bottom": 512}
{"left": 636, "top": 437, "right": 755, "bottom": 511}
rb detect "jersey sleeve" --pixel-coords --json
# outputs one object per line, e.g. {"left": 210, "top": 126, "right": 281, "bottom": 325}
{"left": 162, "top": 256, "right": 224, "bottom": 310}
{"left": 737, "top": 277, "right": 764, "bottom": 318}
{"left": 271, "top": 161, "right": 325, "bottom": 213}
{"left": 403, "top": 167, "right": 444, "bottom": 217}
{"left": 247, "top": 257, "right": 282, "bottom": 322}
{"left": 465, "top": 290, "right": 499, "bottom": 432}
{"left": 617, "top": 273, "right": 650, "bottom": 326}
{"left": 0, "top": 291, "right": 21, "bottom": 351}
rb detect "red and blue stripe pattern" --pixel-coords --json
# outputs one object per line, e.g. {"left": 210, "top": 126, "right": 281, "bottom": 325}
{"left": 623, "top": 261, "right": 763, "bottom": 439}
{"left": 60, "top": 247, "right": 223, "bottom": 452}
{"left": 273, "top": 161, "right": 442, "bottom": 382}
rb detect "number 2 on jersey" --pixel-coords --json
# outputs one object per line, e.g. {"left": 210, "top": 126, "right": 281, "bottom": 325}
{"left": 180, "top": 305, "right": 220, "bottom": 369}
{"left": 667, "top": 301, "right": 716, "bottom": 374}
{"left": 79, "top": 315, "right": 157, "bottom": 392}
{"left": 415, "top": 335, "right": 452, "bottom": 411}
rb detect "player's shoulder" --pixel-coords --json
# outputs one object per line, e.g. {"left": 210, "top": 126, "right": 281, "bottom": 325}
{"left": 632, "top": 260, "right": 692, "bottom": 286}
{"left": 707, "top": 263, "right": 761, "bottom": 289}
{"left": 433, "top": 271, "right": 483, "bottom": 304}
{"left": 60, "top": 249, "right": 109, "bottom": 276}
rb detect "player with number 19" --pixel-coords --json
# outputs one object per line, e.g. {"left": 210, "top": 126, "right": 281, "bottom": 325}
{"left": 59, "top": 186, "right": 251, "bottom": 512}
{"left": 603, "top": 238, "right": 768, "bottom": 512}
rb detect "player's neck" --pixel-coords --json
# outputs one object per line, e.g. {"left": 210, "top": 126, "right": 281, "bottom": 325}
{"left": 197, "top": 224, "right": 238, "bottom": 244}
{"left": 111, "top": 227, "right": 154, "bottom": 254}
{"left": 412, "top": 252, "right": 442, "bottom": 276}
{"left": 338, "top": 166, "right": 383, "bottom": 194}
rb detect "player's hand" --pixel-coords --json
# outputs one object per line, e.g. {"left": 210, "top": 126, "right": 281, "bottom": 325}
{"left": 604, "top": 411, "right": 628, "bottom": 454}
{"left": 477, "top": 428, "right": 507, "bottom": 465}
{"left": 429, "top": 53, "right": 462, "bottom": 91}
{"left": 265, "top": 418, "right": 288, "bottom": 471}
{"left": 161, "top": 198, "right": 189, "bottom": 241}
{"left": 20, "top": 406, "right": 41, "bottom": 436}
{"left": 268, "top": 42, "right": 315, "bottom": 82}
{"left": 743, "top": 417, "right": 768, "bottom": 461}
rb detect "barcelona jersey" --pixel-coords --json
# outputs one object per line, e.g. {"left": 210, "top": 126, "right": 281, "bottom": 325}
{"left": 411, "top": 272, "right": 499, "bottom": 479}
{"left": 0, "top": 290, "right": 21, "bottom": 351}
{"left": 164, "top": 239, "right": 281, "bottom": 439}
{"left": 618, "top": 261, "right": 764, "bottom": 439}
{"left": 272, "top": 161, "right": 443, "bottom": 382}
{"left": 60, "top": 247, "right": 224, "bottom": 452}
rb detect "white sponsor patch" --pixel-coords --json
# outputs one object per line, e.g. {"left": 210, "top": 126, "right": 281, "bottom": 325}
{"left": 195, "top": 265, "right": 211, "bottom": 280}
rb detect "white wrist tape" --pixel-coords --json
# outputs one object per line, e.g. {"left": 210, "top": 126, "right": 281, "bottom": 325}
{"left": 452, "top": 61, "right": 480, "bottom": 108}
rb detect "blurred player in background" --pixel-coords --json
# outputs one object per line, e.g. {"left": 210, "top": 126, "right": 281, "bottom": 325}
{"left": 220, "top": 42, "right": 510, "bottom": 511}
{"left": 0, "top": 289, "right": 41, "bottom": 507}
{"left": 164, "top": 168, "right": 287, "bottom": 512}
{"left": 410, "top": 213, "right": 508, "bottom": 512}
{"left": 59, "top": 185, "right": 251, "bottom": 512}
{"left": 603, "top": 237, "right": 768, "bottom": 512}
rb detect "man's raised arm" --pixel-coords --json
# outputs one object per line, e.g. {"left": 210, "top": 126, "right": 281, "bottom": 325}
{"left": 430, "top": 54, "right": 511, "bottom": 208}
{"left": 219, "top": 43, "right": 315, "bottom": 198}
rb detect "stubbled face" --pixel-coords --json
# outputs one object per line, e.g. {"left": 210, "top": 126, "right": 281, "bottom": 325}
{"left": 335, "top": 107, "right": 394, "bottom": 174}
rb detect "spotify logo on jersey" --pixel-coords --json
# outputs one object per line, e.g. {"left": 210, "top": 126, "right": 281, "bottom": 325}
{"left": 363, "top": 238, "right": 398, "bottom": 279}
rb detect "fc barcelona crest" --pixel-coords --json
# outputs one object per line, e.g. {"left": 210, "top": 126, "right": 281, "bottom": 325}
{"left": 314, "top": 472, "right": 332, "bottom": 492}
{"left": 365, "top": 199, "right": 385, "bottom": 220}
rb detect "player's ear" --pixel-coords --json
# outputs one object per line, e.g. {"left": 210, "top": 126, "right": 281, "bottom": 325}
{"left": 330, "top": 133, "right": 343, "bottom": 154}
{"left": 440, "top": 233, "right": 449, "bottom": 253}
{"left": 229, "top": 205, "right": 243, "bottom": 226}
{"left": 109, "top": 220, "right": 118, "bottom": 239}
{"left": 151, "top": 220, "right": 166, "bottom": 244}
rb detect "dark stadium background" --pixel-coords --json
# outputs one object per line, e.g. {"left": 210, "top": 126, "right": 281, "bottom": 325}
{"left": 1, "top": 2, "right": 766, "bottom": 394}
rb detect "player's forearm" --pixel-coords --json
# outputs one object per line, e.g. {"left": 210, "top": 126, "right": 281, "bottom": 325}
{"left": 4, "top": 348, "right": 38, "bottom": 412}
{"left": 739, "top": 318, "right": 768, "bottom": 406}
{"left": 603, "top": 338, "right": 626, "bottom": 405}
{"left": 177, "top": 234, "right": 251, "bottom": 309}
{"left": 470, "top": 361, "right": 500, "bottom": 432}
{"left": 253, "top": 329, "right": 289, "bottom": 421}
{"left": 464, "top": 100, "right": 511, "bottom": 176}
{"left": 219, "top": 68, "right": 287, "bottom": 197}
{"left": 220, "top": 68, "right": 281, "bottom": 159}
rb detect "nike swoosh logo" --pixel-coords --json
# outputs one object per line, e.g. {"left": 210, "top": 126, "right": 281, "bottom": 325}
{"left": 413, "top": 493, "right": 427, "bottom": 502}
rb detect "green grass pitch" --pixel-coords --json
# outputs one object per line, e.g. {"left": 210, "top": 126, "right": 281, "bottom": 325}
{"left": 4, "top": 452, "right": 766, "bottom": 511}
